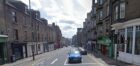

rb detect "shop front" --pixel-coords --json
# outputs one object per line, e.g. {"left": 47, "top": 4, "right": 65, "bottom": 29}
{"left": 11, "top": 42, "right": 27, "bottom": 62}
{"left": 43, "top": 42, "right": 48, "bottom": 52}
{"left": 0, "top": 35, "right": 8, "bottom": 64}
{"left": 97, "top": 36, "right": 113, "bottom": 57}
{"left": 111, "top": 18, "right": 140, "bottom": 65}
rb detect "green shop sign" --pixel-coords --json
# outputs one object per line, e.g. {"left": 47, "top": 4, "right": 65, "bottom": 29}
{"left": 0, "top": 35, "right": 8, "bottom": 43}
{"left": 97, "top": 36, "right": 111, "bottom": 46}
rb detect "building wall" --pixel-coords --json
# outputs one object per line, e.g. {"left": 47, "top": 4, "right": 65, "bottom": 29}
{"left": 125, "top": 0, "right": 140, "bottom": 21}
{"left": 0, "top": 0, "right": 6, "bottom": 35}
{"left": 111, "top": 0, "right": 140, "bottom": 65}
{"left": 0, "top": 1, "right": 51, "bottom": 62}
{"left": 0, "top": 0, "right": 62, "bottom": 63}
{"left": 112, "top": 18, "right": 140, "bottom": 65}
{"left": 37, "top": 42, "right": 44, "bottom": 54}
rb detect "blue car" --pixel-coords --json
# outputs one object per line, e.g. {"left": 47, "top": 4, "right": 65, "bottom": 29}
{"left": 68, "top": 51, "right": 82, "bottom": 63}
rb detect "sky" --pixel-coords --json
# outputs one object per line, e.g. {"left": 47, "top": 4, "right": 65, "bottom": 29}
{"left": 20, "top": 0, "right": 92, "bottom": 38}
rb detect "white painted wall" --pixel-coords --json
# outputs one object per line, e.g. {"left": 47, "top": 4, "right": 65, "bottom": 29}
{"left": 37, "top": 42, "right": 44, "bottom": 54}
{"left": 133, "top": 55, "right": 140, "bottom": 65}
{"left": 27, "top": 43, "right": 33, "bottom": 57}
{"left": 22, "top": 46, "right": 26, "bottom": 58}
{"left": 118, "top": 52, "right": 140, "bottom": 65}
{"left": 112, "top": 18, "right": 140, "bottom": 66}
{"left": 27, "top": 42, "right": 47, "bottom": 57}
{"left": 48, "top": 44, "right": 54, "bottom": 51}
{"left": 27, "top": 42, "right": 37, "bottom": 57}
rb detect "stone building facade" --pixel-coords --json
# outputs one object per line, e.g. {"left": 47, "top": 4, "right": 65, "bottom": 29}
{"left": 111, "top": 0, "right": 140, "bottom": 65}
{"left": 0, "top": 0, "right": 62, "bottom": 64}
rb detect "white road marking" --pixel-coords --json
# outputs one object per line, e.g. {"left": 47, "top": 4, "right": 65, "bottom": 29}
{"left": 30, "top": 48, "right": 67, "bottom": 66}
{"left": 64, "top": 58, "right": 68, "bottom": 65}
{"left": 82, "top": 63, "right": 98, "bottom": 64}
{"left": 64, "top": 58, "right": 98, "bottom": 66}
{"left": 51, "top": 58, "right": 58, "bottom": 64}
{"left": 64, "top": 63, "right": 98, "bottom": 65}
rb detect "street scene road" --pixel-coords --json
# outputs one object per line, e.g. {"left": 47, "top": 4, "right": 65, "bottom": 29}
{"left": 32, "top": 47, "right": 104, "bottom": 66}
{"left": 1, "top": 0, "right": 140, "bottom": 66}
{"left": 2, "top": 46, "right": 137, "bottom": 66}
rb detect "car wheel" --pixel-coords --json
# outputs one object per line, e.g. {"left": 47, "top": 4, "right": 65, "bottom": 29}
{"left": 78, "top": 59, "right": 82, "bottom": 63}
{"left": 68, "top": 60, "right": 71, "bottom": 63}
{"left": 79, "top": 60, "right": 82, "bottom": 63}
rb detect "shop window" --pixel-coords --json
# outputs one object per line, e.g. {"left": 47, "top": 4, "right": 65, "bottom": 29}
{"left": 118, "top": 29, "right": 125, "bottom": 52}
{"left": 126, "top": 27, "right": 133, "bottom": 54}
{"left": 135, "top": 26, "right": 140, "bottom": 55}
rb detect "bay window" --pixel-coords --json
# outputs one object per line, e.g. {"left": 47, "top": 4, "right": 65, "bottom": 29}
{"left": 135, "top": 26, "right": 140, "bottom": 55}
{"left": 99, "top": 0, "right": 103, "bottom": 5}
{"left": 126, "top": 27, "right": 133, "bottom": 53}
{"left": 99, "top": 10, "right": 103, "bottom": 20}
{"left": 118, "top": 29, "right": 125, "bottom": 52}
{"left": 106, "top": 5, "right": 109, "bottom": 16}
{"left": 114, "top": 5, "right": 119, "bottom": 20}
{"left": 120, "top": 2, "right": 125, "bottom": 19}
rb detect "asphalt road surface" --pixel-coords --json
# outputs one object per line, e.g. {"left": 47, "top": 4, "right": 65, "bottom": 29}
{"left": 32, "top": 47, "right": 106, "bottom": 66}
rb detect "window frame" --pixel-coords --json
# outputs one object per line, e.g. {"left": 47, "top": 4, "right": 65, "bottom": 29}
{"left": 106, "top": 4, "right": 109, "bottom": 16}
{"left": 114, "top": 5, "right": 119, "bottom": 21}
{"left": 120, "top": 2, "right": 125, "bottom": 19}
{"left": 135, "top": 26, "right": 140, "bottom": 55}
{"left": 11, "top": 11, "right": 17, "bottom": 23}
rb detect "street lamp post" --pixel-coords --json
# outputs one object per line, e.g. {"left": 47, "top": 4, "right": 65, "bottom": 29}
{"left": 29, "top": 0, "right": 35, "bottom": 60}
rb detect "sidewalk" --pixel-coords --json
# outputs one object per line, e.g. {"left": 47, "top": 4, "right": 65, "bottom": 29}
{"left": 0, "top": 49, "right": 61, "bottom": 66}
{"left": 91, "top": 51, "right": 138, "bottom": 66}
{"left": 1, "top": 52, "right": 49, "bottom": 66}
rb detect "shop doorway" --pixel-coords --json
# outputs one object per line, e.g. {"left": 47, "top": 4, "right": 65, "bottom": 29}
{"left": 0, "top": 43, "right": 4, "bottom": 64}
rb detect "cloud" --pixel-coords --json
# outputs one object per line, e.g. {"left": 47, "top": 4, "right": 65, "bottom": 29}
{"left": 59, "top": 20, "right": 76, "bottom": 25}
{"left": 63, "top": 26, "right": 73, "bottom": 30}
{"left": 20, "top": 0, "right": 92, "bottom": 38}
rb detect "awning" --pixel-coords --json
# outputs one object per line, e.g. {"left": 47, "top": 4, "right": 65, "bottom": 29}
{"left": 0, "top": 35, "right": 8, "bottom": 43}
{"left": 97, "top": 36, "right": 111, "bottom": 46}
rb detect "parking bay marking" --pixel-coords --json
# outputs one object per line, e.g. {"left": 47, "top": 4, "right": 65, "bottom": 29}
{"left": 64, "top": 58, "right": 68, "bottom": 65}
{"left": 64, "top": 58, "right": 99, "bottom": 65}
{"left": 51, "top": 58, "right": 58, "bottom": 64}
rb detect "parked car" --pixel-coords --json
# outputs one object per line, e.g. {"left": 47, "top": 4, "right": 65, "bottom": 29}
{"left": 78, "top": 47, "right": 87, "bottom": 55}
{"left": 68, "top": 50, "right": 82, "bottom": 63}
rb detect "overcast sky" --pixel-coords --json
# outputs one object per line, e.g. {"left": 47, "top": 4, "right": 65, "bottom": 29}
{"left": 20, "top": 0, "right": 92, "bottom": 38}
